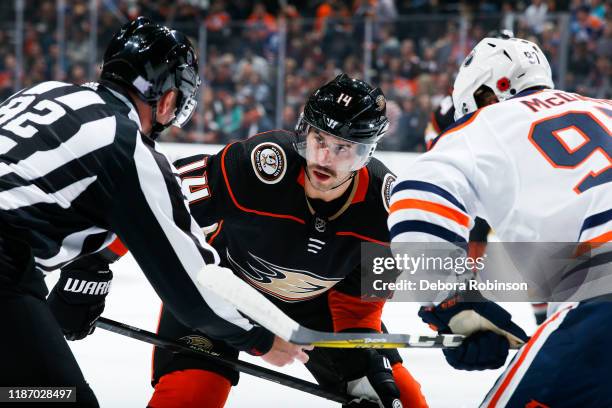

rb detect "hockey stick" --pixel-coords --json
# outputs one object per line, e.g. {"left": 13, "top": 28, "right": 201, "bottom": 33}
{"left": 95, "top": 317, "right": 351, "bottom": 404}
{"left": 196, "top": 267, "right": 467, "bottom": 349}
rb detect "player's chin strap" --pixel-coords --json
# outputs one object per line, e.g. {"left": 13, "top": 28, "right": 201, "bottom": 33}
{"left": 149, "top": 103, "right": 174, "bottom": 140}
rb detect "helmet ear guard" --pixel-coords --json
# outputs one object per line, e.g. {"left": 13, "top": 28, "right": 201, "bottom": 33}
{"left": 452, "top": 37, "right": 554, "bottom": 120}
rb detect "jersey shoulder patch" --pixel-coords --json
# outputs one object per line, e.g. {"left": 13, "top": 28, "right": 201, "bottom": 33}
{"left": 237, "top": 130, "right": 299, "bottom": 186}
{"left": 364, "top": 157, "right": 396, "bottom": 213}
{"left": 250, "top": 141, "right": 287, "bottom": 184}
{"left": 381, "top": 172, "right": 396, "bottom": 212}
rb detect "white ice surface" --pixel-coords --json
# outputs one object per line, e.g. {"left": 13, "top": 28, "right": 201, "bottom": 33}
{"left": 45, "top": 254, "right": 538, "bottom": 408}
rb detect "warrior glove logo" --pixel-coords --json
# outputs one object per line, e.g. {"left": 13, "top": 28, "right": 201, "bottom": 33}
{"left": 251, "top": 142, "right": 287, "bottom": 184}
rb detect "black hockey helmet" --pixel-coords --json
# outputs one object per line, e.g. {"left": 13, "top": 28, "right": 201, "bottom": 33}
{"left": 297, "top": 73, "right": 389, "bottom": 144}
{"left": 295, "top": 74, "right": 389, "bottom": 171}
{"left": 101, "top": 17, "right": 200, "bottom": 129}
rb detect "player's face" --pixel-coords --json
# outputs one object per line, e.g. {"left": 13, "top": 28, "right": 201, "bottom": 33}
{"left": 304, "top": 130, "right": 358, "bottom": 191}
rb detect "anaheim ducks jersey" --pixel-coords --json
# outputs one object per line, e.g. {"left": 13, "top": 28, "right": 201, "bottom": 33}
{"left": 389, "top": 89, "right": 611, "bottom": 299}
{"left": 174, "top": 130, "right": 395, "bottom": 329}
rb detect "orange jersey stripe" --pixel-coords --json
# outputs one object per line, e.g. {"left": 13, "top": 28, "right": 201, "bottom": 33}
{"left": 574, "top": 230, "right": 612, "bottom": 257}
{"left": 335, "top": 231, "right": 389, "bottom": 246}
{"left": 206, "top": 220, "right": 224, "bottom": 245}
{"left": 431, "top": 109, "right": 482, "bottom": 148}
{"left": 486, "top": 305, "right": 572, "bottom": 407}
{"left": 220, "top": 143, "right": 306, "bottom": 225}
{"left": 389, "top": 198, "right": 470, "bottom": 228}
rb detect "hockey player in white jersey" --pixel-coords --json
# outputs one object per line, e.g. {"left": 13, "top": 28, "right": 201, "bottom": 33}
{"left": 389, "top": 36, "right": 611, "bottom": 407}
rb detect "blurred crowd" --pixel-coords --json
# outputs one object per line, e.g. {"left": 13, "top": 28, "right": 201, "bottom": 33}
{"left": 0, "top": 0, "right": 609, "bottom": 151}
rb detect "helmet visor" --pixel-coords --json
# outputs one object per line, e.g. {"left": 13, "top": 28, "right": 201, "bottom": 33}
{"left": 295, "top": 121, "right": 376, "bottom": 173}
{"left": 172, "top": 64, "right": 200, "bottom": 128}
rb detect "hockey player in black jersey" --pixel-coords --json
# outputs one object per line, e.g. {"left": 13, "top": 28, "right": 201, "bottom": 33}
{"left": 0, "top": 17, "right": 307, "bottom": 407}
{"left": 49, "top": 75, "right": 429, "bottom": 407}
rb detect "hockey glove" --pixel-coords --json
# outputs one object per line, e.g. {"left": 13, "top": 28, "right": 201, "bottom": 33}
{"left": 48, "top": 260, "right": 112, "bottom": 341}
{"left": 345, "top": 352, "right": 403, "bottom": 408}
{"left": 418, "top": 289, "right": 528, "bottom": 371}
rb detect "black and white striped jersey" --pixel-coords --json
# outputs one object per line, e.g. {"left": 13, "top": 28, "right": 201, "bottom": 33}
{"left": 0, "top": 81, "right": 269, "bottom": 351}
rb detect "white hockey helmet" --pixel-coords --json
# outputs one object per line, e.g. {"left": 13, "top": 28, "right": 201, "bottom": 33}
{"left": 452, "top": 37, "right": 554, "bottom": 120}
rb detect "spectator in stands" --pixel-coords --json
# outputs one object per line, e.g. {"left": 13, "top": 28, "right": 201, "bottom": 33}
{"left": 206, "top": 0, "right": 232, "bottom": 51}
{"left": 398, "top": 38, "right": 421, "bottom": 79}
{"left": 596, "top": 20, "right": 611, "bottom": 58}
{"left": 239, "top": 88, "right": 273, "bottom": 139}
{"left": 1, "top": 0, "right": 606, "bottom": 152}
{"left": 245, "top": 2, "right": 277, "bottom": 50}
{"left": 395, "top": 97, "right": 426, "bottom": 152}
{"left": 214, "top": 90, "right": 244, "bottom": 143}
{"left": 281, "top": 105, "right": 297, "bottom": 130}
{"left": 572, "top": 4, "right": 605, "bottom": 44}
{"left": 585, "top": 55, "right": 611, "bottom": 98}
{"left": 523, "top": 0, "right": 549, "bottom": 35}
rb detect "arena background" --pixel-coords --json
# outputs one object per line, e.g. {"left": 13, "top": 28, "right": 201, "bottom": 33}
{"left": 1, "top": 1, "right": 609, "bottom": 406}
{"left": 0, "top": 0, "right": 609, "bottom": 151}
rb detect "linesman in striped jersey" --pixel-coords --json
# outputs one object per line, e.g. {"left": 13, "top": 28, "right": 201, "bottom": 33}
{"left": 0, "top": 17, "right": 307, "bottom": 406}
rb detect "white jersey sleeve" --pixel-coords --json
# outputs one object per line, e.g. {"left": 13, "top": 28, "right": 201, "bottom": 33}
{"left": 390, "top": 89, "right": 612, "bottom": 248}
{"left": 390, "top": 90, "right": 611, "bottom": 303}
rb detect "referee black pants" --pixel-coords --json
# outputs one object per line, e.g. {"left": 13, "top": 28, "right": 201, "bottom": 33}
{"left": 0, "top": 284, "right": 99, "bottom": 407}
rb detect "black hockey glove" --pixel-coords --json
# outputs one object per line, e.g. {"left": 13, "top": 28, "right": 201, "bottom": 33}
{"left": 345, "top": 352, "right": 403, "bottom": 408}
{"left": 48, "top": 259, "right": 113, "bottom": 341}
{"left": 419, "top": 289, "right": 528, "bottom": 371}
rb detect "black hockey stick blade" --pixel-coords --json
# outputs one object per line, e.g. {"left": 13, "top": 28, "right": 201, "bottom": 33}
{"left": 95, "top": 317, "right": 351, "bottom": 404}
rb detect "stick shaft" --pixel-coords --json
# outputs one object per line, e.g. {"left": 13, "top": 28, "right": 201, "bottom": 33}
{"left": 95, "top": 317, "right": 351, "bottom": 404}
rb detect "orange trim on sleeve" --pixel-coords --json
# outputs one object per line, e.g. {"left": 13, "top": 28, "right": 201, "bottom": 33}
{"left": 574, "top": 230, "right": 612, "bottom": 257}
{"left": 327, "top": 289, "right": 383, "bottom": 333}
{"left": 389, "top": 198, "right": 470, "bottom": 228}
{"left": 108, "top": 238, "right": 128, "bottom": 256}
{"left": 431, "top": 109, "right": 482, "bottom": 149}
{"left": 335, "top": 231, "right": 389, "bottom": 246}
{"left": 206, "top": 220, "right": 224, "bottom": 245}
{"left": 220, "top": 143, "right": 306, "bottom": 225}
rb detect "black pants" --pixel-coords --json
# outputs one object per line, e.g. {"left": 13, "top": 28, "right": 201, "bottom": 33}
{"left": 0, "top": 284, "right": 99, "bottom": 407}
